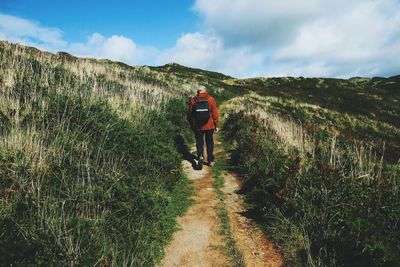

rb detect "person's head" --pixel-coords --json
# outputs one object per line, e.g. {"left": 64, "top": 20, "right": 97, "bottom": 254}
{"left": 197, "top": 85, "right": 206, "bottom": 94}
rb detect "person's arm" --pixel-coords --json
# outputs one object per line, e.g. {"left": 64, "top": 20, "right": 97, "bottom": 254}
{"left": 211, "top": 97, "right": 219, "bottom": 132}
{"left": 188, "top": 98, "right": 194, "bottom": 129}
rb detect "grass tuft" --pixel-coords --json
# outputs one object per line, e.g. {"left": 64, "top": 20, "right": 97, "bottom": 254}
{"left": 212, "top": 152, "right": 245, "bottom": 267}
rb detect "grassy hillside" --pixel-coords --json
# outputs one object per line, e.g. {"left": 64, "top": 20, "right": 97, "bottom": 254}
{"left": 150, "top": 63, "right": 250, "bottom": 103}
{"left": 226, "top": 76, "right": 400, "bottom": 129}
{"left": 0, "top": 41, "right": 198, "bottom": 266}
{"left": 149, "top": 61, "right": 400, "bottom": 265}
{"left": 1, "top": 40, "right": 399, "bottom": 266}
{"left": 221, "top": 79, "right": 400, "bottom": 265}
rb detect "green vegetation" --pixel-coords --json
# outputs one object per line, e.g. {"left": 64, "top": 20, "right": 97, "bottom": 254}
{"left": 220, "top": 75, "right": 400, "bottom": 266}
{"left": 212, "top": 151, "right": 245, "bottom": 267}
{"left": 227, "top": 76, "right": 400, "bottom": 128}
{"left": 226, "top": 76, "right": 400, "bottom": 161}
{"left": 150, "top": 63, "right": 250, "bottom": 104}
{"left": 219, "top": 65, "right": 400, "bottom": 267}
{"left": 223, "top": 103, "right": 400, "bottom": 265}
{"left": 223, "top": 92, "right": 400, "bottom": 163}
{"left": 1, "top": 39, "right": 399, "bottom": 266}
{"left": 0, "top": 41, "right": 195, "bottom": 266}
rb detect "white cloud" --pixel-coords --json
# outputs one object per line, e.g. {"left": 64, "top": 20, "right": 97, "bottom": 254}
{"left": 0, "top": 13, "right": 156, "bottom": 66}
{"left": 158, "top": 31, "right": 263, "bottom": 77}
{"left": 2, "top": 1, "right": 400, "bottom": 79}
{"left": 264, "top": 61, "right": 336, "bottom": 78}
{"left": 275, "top": 1, "right": 400, "bottom": 62}
{"left": 193, "top": 0, "right": 400, "bottom": 77}
{"left": 69, "top": 33, "right": 150, "bottom": 64}
{"left": 0, "top": 13, "right": 67, "bottom": 49}
{"left": 273, "top": 0, "right": 400, "bottom": 77}
{"left": 0, "top": 32, "right": 6, "bottom": 41}
{"left": 159, "top": 32, "right": 222, "bottom": 68}
{"left": 193, "top": 0, "right": 331, "bottom": 49}
{"left": 103, "top": 35, "right": 137, "bottom": 61}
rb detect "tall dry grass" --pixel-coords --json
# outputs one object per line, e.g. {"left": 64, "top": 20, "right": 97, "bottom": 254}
{"left": 0, "top": 41, "right": 195, "bottom": 266}
{"left": 222, "top": 92, "right": 400, "bottom": 266}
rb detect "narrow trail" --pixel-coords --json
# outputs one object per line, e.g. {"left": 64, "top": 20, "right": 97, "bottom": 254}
{"left": 223, "top": 171, "right": 284, "bottom": 267}
{"left": 159, "top": 146, "right": 229, "bottom": 267}
{"left": 159, "top": 135, "right": 283, "bottom": 267}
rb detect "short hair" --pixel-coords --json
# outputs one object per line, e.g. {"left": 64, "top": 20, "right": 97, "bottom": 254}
{"left": 197, "top": 85, "right": 206, "bottom": 92}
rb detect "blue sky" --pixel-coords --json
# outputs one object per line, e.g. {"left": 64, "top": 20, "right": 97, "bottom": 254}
{"left": 1, "top": 0, "right": 400, "bottom": 78}
{"left": 0, "top": 0, "right": 198, "bottom": 47}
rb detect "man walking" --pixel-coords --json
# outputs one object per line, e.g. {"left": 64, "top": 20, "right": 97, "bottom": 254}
{"left": 189, "top": 85, "right": 219, "bottom": 169}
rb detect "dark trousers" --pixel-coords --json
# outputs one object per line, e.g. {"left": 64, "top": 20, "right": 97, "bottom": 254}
{"left": 195, "top": 129, "right": 214, "bottom": 162}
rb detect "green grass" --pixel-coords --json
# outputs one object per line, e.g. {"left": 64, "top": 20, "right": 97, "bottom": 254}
{"left": 228, "top": 76, "right": 400, "bottom": 128}
{"left": 223, "top": 111, "right": 400, "bottom": 266}
{"left": 220, "top": 77, "right": 400, "bottom": 265}
{"left": 223, "top": 92, "right": 400, "bottom": 163}
{"left": 0, "top": 41, "right": 196, "bottom": 266}
{"left": 212, "top": 150, "right": 245, "bottom": 267}
{"left": 149, "top": 61, "right": 400, "bottom": 266}
{"left": 2, "top": 39, "right": 400, "bottom": 266}
{"left": 149, "top": 62, "right": 251, "bottom": 104}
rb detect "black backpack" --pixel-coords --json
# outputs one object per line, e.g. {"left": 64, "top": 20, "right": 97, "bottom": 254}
{"left": 192, "top": 96, "right": 210, "bottom": 129}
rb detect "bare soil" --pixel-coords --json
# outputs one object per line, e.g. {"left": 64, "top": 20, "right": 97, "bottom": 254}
{"left": 223, "top": 171, "right": 284, "bottom": 267}
{"left": 159, "top": 137, "right": 284, "bottom": 267}
{"left": 159, "top": 158, "right": 230, "bottom": 267}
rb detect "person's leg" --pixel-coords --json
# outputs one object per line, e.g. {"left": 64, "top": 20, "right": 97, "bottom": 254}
{"left": 205, "top": 129, "right": 215, "bottom": 163}
{"left": 195, "top": 130, "right": 205, "bottom": 159}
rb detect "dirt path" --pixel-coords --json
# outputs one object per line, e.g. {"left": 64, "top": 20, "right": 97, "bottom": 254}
{"left": 159, "top": 152, "right": 230, "bottom": 267}
{"left": 159, "top": 137, "right": 283, "bottom": 267}
{"left": 223, "top": 171, "right": 284, "bottom": 267}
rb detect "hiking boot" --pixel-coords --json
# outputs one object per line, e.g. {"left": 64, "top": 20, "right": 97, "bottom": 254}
{"left": 198, "top": 156, "right": 204, "bottom": 170}
{"left": 209, "top": 161, "right": 215, "bottom": 167}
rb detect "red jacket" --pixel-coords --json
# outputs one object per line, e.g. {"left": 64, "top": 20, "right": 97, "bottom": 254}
{"left": 189, "top": 93, "right": 219, "bottom": 131}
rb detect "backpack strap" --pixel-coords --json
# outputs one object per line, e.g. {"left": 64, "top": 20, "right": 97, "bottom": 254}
{"left": 195, "top": 95, "right": 208, "bottom": 102}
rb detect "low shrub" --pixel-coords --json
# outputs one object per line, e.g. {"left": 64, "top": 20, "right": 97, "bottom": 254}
{"left": 223, "top": 111, "right": 400, "bottom": 266}
{"left": 0, "top": 92, "right": 193, "bottom": 266}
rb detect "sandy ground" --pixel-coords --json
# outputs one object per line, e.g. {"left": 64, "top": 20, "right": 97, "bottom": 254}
{"left": 159, "top": 138, "right": 283, "bottom": 267}
{"left": 223, "top": 171, "right": 284, "bottom": 267}
{"left": 159, "top": 156, "right": 230, "bottom": 267}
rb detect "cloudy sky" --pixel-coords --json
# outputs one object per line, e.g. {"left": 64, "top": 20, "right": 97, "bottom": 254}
{"left": 1, "top": 0, "right": 400, "bottom": 78}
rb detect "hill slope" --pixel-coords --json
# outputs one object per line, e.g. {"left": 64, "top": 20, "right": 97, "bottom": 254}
{"left": 1, "top": 41, "right": 399, "bottom": 266}
{"left": 0, "top": 41, "right": 197, "bottom": 266}
{"left": 151, "top": 64, "right": 400, "bottom": 265}
{"left": 221, "top": 79, "right": 400, "bottom": 265}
